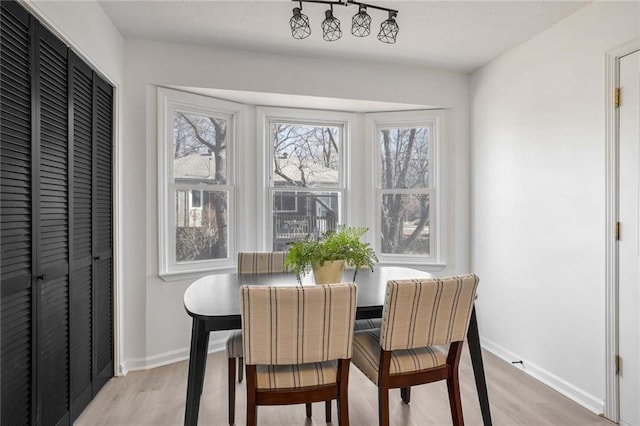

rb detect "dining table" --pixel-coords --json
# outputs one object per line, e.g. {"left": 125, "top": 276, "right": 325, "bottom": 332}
{"left": 183, "top": 266, "right": 493, "bottom": 426}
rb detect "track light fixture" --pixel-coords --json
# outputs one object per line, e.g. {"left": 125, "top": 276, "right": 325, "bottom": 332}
{"left": 351, "top": 4, "right": 371, "bottom": 37}
{"left": 322, "top": 5, "right": 342, "bottom": 41}
{"left": 377, "top": 10, "right": 398, "bottom": 44}
{"left": 290, "top": 6, "right": 312, "bottom": 39}
{"left": 290, "top": 0, "right": 399, "bottom": 43}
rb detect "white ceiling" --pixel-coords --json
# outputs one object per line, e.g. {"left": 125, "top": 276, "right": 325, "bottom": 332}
{"left": 99, "top": 0, "right": 589, "bottom": 73}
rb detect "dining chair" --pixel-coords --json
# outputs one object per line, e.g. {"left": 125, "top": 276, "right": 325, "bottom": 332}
{"left": 227, "top": 251, "right": 287, "bottom": 424}
{"left": 240, "top": 283, "right": 357, "bottom": 426}
{"left": 350, "top": 275, "right": 479, "bottom": 426}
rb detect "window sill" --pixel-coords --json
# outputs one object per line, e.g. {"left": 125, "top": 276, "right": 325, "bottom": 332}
{"left": 377, "top": 260, "right": 447, "bottom": 271}
{"left": 159, "top": 266, "right": 236, "bottom": 283}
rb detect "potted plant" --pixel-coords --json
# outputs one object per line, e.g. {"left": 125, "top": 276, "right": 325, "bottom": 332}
{"left": 284, "top": 226, "right": 378, "bottom": 284}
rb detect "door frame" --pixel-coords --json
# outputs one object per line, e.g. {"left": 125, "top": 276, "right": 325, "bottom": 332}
{"left": 604, "top": 37, "right": 640, "bottom": 422}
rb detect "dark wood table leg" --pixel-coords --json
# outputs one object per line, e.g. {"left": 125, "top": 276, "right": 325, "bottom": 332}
{"left": 184, "top": 318, "right": 210, "bottom": 426}
{"left": 467, "top": 305, "right": 492, "bottom": 426}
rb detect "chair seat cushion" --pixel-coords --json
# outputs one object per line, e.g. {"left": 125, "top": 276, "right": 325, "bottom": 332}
{"left": 354, "top": 318, "right": 382, "bottom": 331}
{"left": 226, "top": 330, "right": 243, "bottom": 358}
{"left": 352, "top": 328, "right": 447, "bottom": 385}
{"left": 255, "top": 360, "right": 338, "bottom": 390}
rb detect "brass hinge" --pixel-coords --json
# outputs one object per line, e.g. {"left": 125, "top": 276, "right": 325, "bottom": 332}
{"left": 615, "top": 88, "right": 620, "bottom": 108}
{"left": 615, "top": 355, "right": 621, "bottom": 375}
{"left": 615, "top": 222, "right": 621, "bottom": 241}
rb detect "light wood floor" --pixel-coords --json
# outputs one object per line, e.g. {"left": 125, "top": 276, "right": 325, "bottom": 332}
{"left": 75, "top": 346, "right": 614, "bottom": 425}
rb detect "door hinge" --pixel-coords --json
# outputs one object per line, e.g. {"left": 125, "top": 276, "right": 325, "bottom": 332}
{"left": 615, "top": 355, "right": 621, "bottom": 375}
{"left": 615, "top": 222, "right": 621, "bottom": 240}
{"left": 615, "top": 88, "right": 620, "bottom": 108}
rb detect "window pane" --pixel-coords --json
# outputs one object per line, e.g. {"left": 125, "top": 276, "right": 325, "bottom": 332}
{"left": 273, "top": 191, "right": 298, "bottom": 212}
{"left": 175, "top": 189, "right": 228, "bottom": 262}
{"left": 380, "top": 193, "right": 430, "bottom": 255}
{"left": 173, "top": 112, "right": 227, "bottom": 183}
{"left": 272, "top": 123, "right": 340, "bottom": 188}
{"left": 190, "top": 190, "right": 202, "bottom": 208}
{"left": 272, "top": 191, "right": 340, "bottom": 251}
{"left": 380, "top": 127, "right": 429, "bottom": 189}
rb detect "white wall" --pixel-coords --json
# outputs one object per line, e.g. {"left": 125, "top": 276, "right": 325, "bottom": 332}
{"left": 27, "top": 0, "right": 124, "bottom": 84}
{"left": 120, "top": 40, "right": 471, "bottom": 370}
{"left": 471, "top": 1, "right": 640, "bottom": 414}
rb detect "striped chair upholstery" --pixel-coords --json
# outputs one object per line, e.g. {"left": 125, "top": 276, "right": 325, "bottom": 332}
{"left": 237, "top": 251, "right": 287, "bottom": 274}
{"left": 351, "top": 328, "right": 448, "bottom": 384}
{"left": 241, "top": 283, "right": 357, "bottom": 426}
{"left": 354, "top": 318, "right": 382, "bottom": 331}
{"left": 226, "top": 330, "right": 243, "bottom": 358}
{"left": 351, "top": 274, "right": 479, "bottom": 426}
{"left": 379, "top": 275, "right": 479, "bottom": 351}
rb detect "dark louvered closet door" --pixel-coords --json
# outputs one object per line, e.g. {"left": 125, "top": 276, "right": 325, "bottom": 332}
{"left": 69, "top": 52, "right": 94, "bottom": 420}
{"left": 0, "top": 2, "right": 33, "bottom": 425}
{"left": 1, "top": 2, "right": 115, "bottom": 424}
{"left": 35, "top": 22, "right": 70, "bottom": 426}
{"left": 93, "top": 76, "right": 114, "bottom": 393}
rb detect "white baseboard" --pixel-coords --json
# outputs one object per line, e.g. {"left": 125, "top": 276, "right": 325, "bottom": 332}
{"left": 120, "top": 334, "right": 228, "bottom": 374}
{"left": 481, "top": 337, "right": 604, "bottom": 415}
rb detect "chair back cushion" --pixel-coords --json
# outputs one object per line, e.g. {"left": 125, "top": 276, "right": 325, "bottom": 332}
{"left": 380, "top": 275, "right": 479, "bottom": 351}
{"left": 237, "top": 251, "right": 287, "bottom": 274}
{"left": 241, "top": 283, "right": 357, "bottom": 365}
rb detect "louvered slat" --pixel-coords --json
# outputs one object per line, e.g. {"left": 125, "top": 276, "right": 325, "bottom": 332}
{"left": 95, "top": 85, "right": 112, "bottom": 255}
{"left": 39, "top": 276, "right": 70, "bottom": 424}
{"left": 95, "top": 257, "right": 112, "bottom": 375}
{"left": 38, "top": 31, "right": 68, "bottom": 270}
{"left": 94, "top": 78, "right": 113, "bottom": 391}
{"left": 70, "top": 265, "right": 92, "bottom": 399}
{"left": 1, "top": 1, "right": 31, "bottom": 285}
{"left": 73, "top": 66, "right": 93, "bottom": 261}
{"left": 0, "top": 3, "right": 32, "bottom": 423}
{"left": 36, "top": 23, "right": 71, "bottom": 426}
{"left": 1, "top": 289, "right": 31, "bottom": 426}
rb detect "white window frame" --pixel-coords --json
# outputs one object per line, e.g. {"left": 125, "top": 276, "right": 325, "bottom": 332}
{"left": 257, "top": 107, "right": 354, "bottom": 250}
{"left": 365, "top": 110, "right": 446, "bottom": 265}
{"left": 158, "top": 87, "right": 244, "bottom": 278}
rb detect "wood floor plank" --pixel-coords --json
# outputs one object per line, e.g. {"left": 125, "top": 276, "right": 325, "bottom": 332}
{"left": 75, "top": 345, "right": 614, "bottom": 425}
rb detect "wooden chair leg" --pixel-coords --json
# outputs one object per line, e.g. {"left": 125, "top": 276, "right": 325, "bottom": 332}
{"left": 246, "top": 365, "right": 257, "bottom": 426}
{"left": 306, "top": 403, "right": 312, "bottom": 418}
{"left": 238, "top": 357, "right": 244, "bottom": 383}
{"left": 378, "top": 386, "right": 390, "bottom": 426}
{"left": 228, "top": 358, "right": 236, "bottom": 425}
{"left": 401, "top": 387, "right": 411, "bottom": 404}
{"left": 337, "top": 358, "right": 350, "bottom": 426}
{"left": 338, "top": 394, "right": 349, "bottom": 426}
{"left": 325, "top": 400, "right": 332, "bottom": 423}
{"left": 446, "top": 341, "right": 465, "bottom": 426}
{"left": 447, "top": 373, "right": 464, "bottom": 426}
